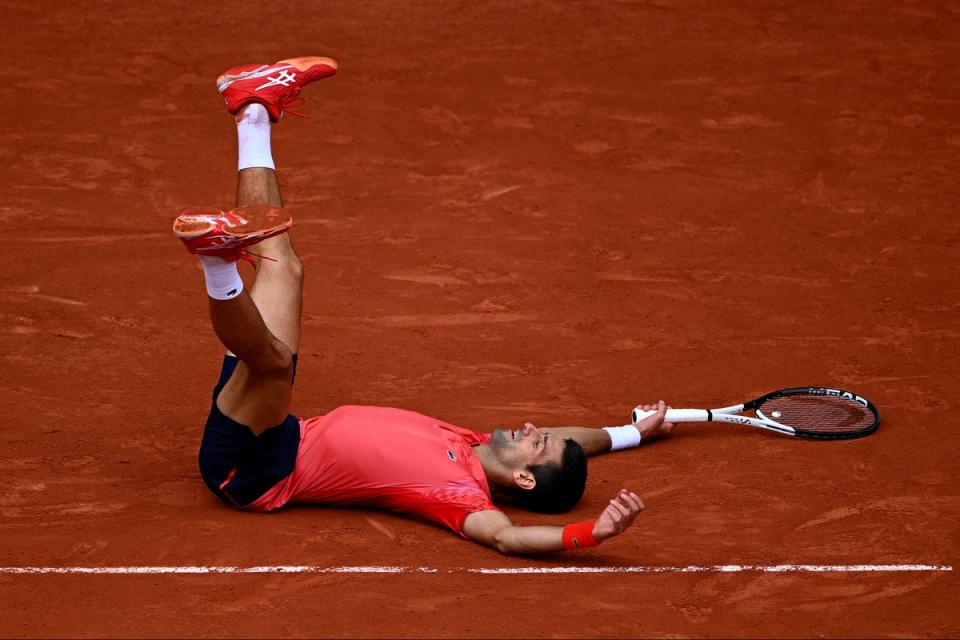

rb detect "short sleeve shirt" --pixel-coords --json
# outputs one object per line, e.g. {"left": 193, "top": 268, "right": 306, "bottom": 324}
{"left": 248, "top": 405, "right": 499, "bottom": 535}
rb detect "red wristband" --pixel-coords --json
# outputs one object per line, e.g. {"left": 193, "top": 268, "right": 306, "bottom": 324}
{"left": 562, "top": 519, "right": 598, "bottom": 550}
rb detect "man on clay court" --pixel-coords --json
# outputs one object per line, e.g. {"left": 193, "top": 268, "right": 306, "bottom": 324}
{"left": 173, "top": 56, "right": 675, "bottom": 554}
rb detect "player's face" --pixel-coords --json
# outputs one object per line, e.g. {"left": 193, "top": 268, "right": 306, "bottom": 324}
{"left": 490, "top": 423, "right": 564, "bottom": 469}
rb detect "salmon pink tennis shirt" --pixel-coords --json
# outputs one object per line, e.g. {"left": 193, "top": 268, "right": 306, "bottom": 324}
{"left": 248, "top": 405, "right": 500, "bottom": 535}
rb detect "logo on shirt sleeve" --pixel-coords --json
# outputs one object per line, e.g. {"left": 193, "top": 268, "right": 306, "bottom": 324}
{"left": 446, "top": 449, "right": 457, "bottom": 461}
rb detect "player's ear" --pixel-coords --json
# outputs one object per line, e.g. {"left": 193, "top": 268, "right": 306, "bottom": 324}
{"left": 512, "top": 468, "right": 536, "bottom": 491}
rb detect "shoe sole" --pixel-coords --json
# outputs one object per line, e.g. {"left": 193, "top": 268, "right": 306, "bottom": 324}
{"left": 172, "top": 206, "right": 222, "bottom": 237}
{"left": 275, "top": 56, "right": 338, "bottom": 72}
{"left": 173, "top": 204, "right": 292, "bottom": 239}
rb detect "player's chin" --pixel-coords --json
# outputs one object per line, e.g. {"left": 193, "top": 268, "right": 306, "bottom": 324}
{"left": 490, "top": 428, "right": 512, "bottom": 449}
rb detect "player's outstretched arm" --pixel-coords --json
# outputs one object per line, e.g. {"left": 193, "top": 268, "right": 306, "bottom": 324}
{"left": 542, "top": 400, "right": 676, "bottom": 458}
{"left": 462, "top": 490, "right": 643, "bottom": 555}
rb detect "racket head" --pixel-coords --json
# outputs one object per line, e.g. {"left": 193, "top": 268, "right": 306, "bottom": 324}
{"left": 748, "top": 387, "right": 880, "bottom": 440}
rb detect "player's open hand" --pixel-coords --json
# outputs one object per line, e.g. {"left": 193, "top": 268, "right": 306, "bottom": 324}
{"left": 592, "top": 490, "right": 644, "bottom": 541}
{"left": 632, "top": 400, "right": 676, "bottom": 441}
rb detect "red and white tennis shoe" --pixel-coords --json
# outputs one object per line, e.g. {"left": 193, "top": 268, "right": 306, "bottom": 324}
{"left": 172, "top": 205, "right": 292, "bottom": 262}
{"left": 216, "top": 56, "right": 338, "bottom": 122}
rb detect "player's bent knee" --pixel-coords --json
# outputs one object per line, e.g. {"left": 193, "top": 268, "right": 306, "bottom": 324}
{"left": 287, "top": 256, "right": 304, "bottom": 281}
{"left": 271, "top": 343, "right": 295, "bottom": 376}
{"left": 254, "top": 341, "right": 294, "bottom": 378}
{"left": 255, "top": 253, "right": 303, "bottom": 280}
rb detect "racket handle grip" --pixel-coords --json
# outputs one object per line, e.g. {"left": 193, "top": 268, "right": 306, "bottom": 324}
{"left": 631, "top": 408, "right": 711, "bottom": 424}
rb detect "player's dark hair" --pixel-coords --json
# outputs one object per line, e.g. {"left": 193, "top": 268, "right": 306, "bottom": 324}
{"left": 507, "top": 438, "right": 587, "bottom": 513}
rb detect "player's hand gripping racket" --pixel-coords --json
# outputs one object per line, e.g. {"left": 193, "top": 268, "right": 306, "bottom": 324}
{"left": 632, "top": 387, "right": 880, "bottom": 440}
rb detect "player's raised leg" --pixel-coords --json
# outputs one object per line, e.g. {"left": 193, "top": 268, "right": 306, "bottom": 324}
{"left": 174, "top": 56, "right": 337, "bottom": 434}
{"left": 221, "top": 56, "right": 338, "bottom": 356}
{"left": 173, "top": 200, "right": 295, "bottom": 433}
{"left": 237, "top": 164, "right": 301, "bottom": 355}
{"left": 211, "top": 131, "right": 299, "bottom": 430}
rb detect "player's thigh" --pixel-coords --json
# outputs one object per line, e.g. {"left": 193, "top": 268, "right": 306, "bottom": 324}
{"left": 217, "top": 358, "right": 294, "bottom": 434}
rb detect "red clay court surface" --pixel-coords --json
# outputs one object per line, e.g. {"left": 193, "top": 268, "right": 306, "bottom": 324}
{"left": 2, "top": 1, "right": 959, "bottom": 637}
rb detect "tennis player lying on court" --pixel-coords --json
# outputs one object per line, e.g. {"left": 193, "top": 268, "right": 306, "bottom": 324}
{"left": 173, "top": 56, "right": 675, "bottom": 555}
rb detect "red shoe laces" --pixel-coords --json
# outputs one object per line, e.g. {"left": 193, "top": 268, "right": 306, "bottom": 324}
{"left": 239, "top": 249, "right": 277, "bottom": 263}
{"left": 278, "top": 95, "right": 308, "bottom": 119}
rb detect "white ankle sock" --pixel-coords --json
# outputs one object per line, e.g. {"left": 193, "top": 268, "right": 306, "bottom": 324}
{"left": 236, "top": 103, "right": 275, "bottom": 171}
{"left": 199, "top": 255, "right": 244, "bottom": 300}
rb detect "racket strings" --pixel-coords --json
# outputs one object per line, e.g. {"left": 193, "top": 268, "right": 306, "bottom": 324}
{"left": 758, "top": 395, "right": 875, "bottom": 433}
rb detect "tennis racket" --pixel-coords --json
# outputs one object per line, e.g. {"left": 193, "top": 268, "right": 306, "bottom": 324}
{"left": 631, "top": 387, "right": 880, "bottom": 440}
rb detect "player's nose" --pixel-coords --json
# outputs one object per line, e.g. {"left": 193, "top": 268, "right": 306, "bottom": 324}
{"left": 523, "top": 423, "right": 539, "bottom": 438}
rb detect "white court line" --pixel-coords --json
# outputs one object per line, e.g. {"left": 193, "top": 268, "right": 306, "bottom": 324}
{"left": 0, "top": 564, "right": 951, "bottom": 575}
{"left": 470, "top": 564, "right": 954, "bottom": 574}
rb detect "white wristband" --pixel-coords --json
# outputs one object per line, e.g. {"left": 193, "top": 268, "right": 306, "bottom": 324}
{"left": 603, "top": 425, "right": 642, "bottom": 451}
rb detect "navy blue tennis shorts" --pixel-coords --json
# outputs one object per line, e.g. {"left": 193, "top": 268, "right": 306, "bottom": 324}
{"left": 198, "top": 355, "right": 301, "bottom": 507}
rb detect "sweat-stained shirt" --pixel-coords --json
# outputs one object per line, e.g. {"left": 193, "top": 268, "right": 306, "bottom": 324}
{"left": 249, "top": 405, "right": 500, "bottom": 535}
